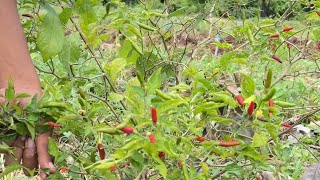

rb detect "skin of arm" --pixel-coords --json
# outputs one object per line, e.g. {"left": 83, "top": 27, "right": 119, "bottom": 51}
{"left": 0, "top": 0, "right": 56, "bottom": 179}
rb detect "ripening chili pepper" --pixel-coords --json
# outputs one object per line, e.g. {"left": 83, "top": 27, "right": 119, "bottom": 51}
{"left": 270, "top": 45, "right": 275, "bottom": 51}
{"left": 121, "top": 126, "right": 134, "bottom": 134}
{"left": 282, "top": 27, "right": 293, "bottom": 32}
{"left": 282, "top": 123, "right": 292, "bottom": 128}
{"left": 97, "top": 143, "right": 105, "bottom": 160}
{"left": 286, "top": 42, "right": 292, "bottom": 49}
{"left": 316, "top": 11, "right": 320, "bottom": 16}
{"left": 247, "top": 101, "right": 255, "bottom": 116}
{"left": 47, "top": 122, "right": 62, "bottom": 128}
{"left": 148, "top": 134, "right": 156, "bottom": 143}
{"left": 195, "top": 136, "right": 205, "bottom": 142}
{"left": 60, "top": 167, "right": 68, "bottom": 173}
{"left": 22, "top": 13, "right": 33, "bottom": 18}
{"left": 158, "top": 151, "right": 165, "bottom": 159}
{"left": 272, "top": 55, "right": 282, "bottom": 63}
{"left": 151, "top": 107, "right": 157, "bottom": 124}
{"left": 317, "top": 42, "right": 320, "bottom": 51}
{"left": 109, "top": 165, "right": 117, "bottom": 172}
{"left": 269, "top": 99, "right": 274, "bottom": 114}
{"left": 236, "top": 95, "right": 244, "bottom": 107}
{"left": 269, "top": 33, "right": 279, "bottom": 39}
{"left": 218, "top": 141, "right": 241, "bottom": 147}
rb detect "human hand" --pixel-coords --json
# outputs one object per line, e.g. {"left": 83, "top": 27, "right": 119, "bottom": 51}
{"left": 0, "top": 87, "right": 56, "bottom": 180}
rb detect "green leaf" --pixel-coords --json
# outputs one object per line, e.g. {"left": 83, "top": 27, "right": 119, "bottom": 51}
{"left": 0, "top": 163, "right": 24, "bottom": 178}
{"left": 75, "top": 0, "right": 98, "bottom": 35}
{"left": 104, "top": 58, "right": 127, "bottom": 81}
{"left": 5, "top": 88, "right": 15, "bottom": 100}
{"left": 147, "top": 68, "right": 162, "bottom": 94}
{"left": 241, "top": 75, "right": 256, "bottom": 98}
{"left": 37, "top": 12, "right": 64, "bottom": 61}
{"left": 108, "top": 92, "right": 124, "bottom": 102}
{"left": 0, "top": 142, "right": 15, "bottom": 156}
{"left": 59, "top": 34, "right": 81, "bottom": 64}
{"left": 240, "top": 146, "right": 263, "bottom": 162}
{"left": 212, "top": 117, "right": 236, "bottom": 125}
{"left": 14, "top": 93, "right": 31, "bottom": 99}
{"left": 156, "top": 163, "right": 167, "bottom": 178}
{"left": 266, "top": 123, "right": 279, "bottom": 144}
{"left": 220, "top": 52, "right": 234, "bottom": 68}
{"left": 119, "top": 39, "right": 139, "bottom": 64}
{"left": 48, "top": 137, "right": 59, "bottom": 158}
{"left": 25, "top": 121, "right": 36, "bottom": 140}
{"left": 252, "top": 132, "right": 268, "bottom": 147}
{"left": 59, "top": 7, "right": 72, "bottom": 24}
{"left": 168, "top": 7, "right": 187, "bottom": 18}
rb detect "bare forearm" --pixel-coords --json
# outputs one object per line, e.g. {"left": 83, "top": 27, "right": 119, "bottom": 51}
{"left": 0, "top": 0, "right": 41, "bottom": 94}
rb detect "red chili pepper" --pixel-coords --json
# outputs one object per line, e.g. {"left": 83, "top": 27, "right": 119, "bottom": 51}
{"left": 269, "top": 33, "right": 280, "bottom": 39}
{"left": 218, "top": 141, "right": 241, "bottom": 147}
{"left": 158, "top": 151, "right": 165, "bottom": 159}
{"left": 247, "top": 101, "right": 255, "bottom": 116}
{"left": 228, "top": 136, "right": 234, "bottom": 141}
{"left": 60, "top": 167, "right": 68, "bottom": 173}
{"left": 281, "top": 123, "right": 292, "bottom": 128}
{"left": 151, "top": 107, "right": 157, "bottom": 124}
{"left": 109, "top": 165, "right": 117, "bottom": 172}
{"left": 282, "top": 27, "right": 293, "bottom": 32}
{"left": 269, "top": 99, "right": 274, "bottom": 114}
{"left": 286, "top": 42, "right": 292, "bottom": 49}
{"left": 195, "top": 136, "right": 205, "bottom": 142}
{"left": 47, "top": 122, "right": 62, "bottom": 128}
{"left": 177, "top": 160, "right": 182, "bottom": 168}
{"left": 121, "top": 126, "right": 134, "bottom": 134}
{"left": 97, "top": 143, "right": 105, "bottom": 160}
{"left": 316, "top": 11, "right": 320, "bottom": 16}
{"left": 272, "top": 55, "right": 282, "bottom": 63}
{"left": 317, "top": 42, "right": 320, "bottom": 51}
{"left": 257, "top": 175, "right": 263, "bottom": 180}
{"left": 22, "top": 13, "right": 33, "bottom": 18}
{"left": 236, "top": 95, "right": 244, "bottom": 107}
{"left": 148, "top": 134, "right": 156, "bottom": 143}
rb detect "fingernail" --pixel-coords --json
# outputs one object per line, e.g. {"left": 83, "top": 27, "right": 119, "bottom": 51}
{"left": 25, "top": 138, "right": 35, "bottom": 148}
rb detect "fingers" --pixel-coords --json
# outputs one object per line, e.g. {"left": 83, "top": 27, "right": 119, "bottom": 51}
{"left": 22, "top": 138, "right": 38, "bottom": 176}
{"left": 36, "top": 132, "right": 56, "bottom": 179}
{"left": 4, "top": 136, "right": 26, "bottom": 165}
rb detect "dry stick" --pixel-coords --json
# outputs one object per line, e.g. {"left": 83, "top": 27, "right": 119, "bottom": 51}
{"left": 288, "top": 133, "right": 319, "bottom": 161}
{"left": 268, "top": 108, "right": 320, "bottom": 142}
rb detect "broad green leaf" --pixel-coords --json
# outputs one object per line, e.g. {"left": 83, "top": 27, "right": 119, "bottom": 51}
{"left": 0, "top": 142, "right": 15, "bottom": 156}
{"left": 156, "top": 163, "right": 167, "bottom": 178}
{"left": 168, "top": 7, "right": 187, "bottom": 18}
{"left": 0, "top": 163, "right": 24, "bottom": 178}
{"left": 48, "top": 137, "right": 59, "bottom": 158}
{"left": 59, "top": 34, "right": 81, "bottom": 64}
{"left": 266, "top": 123, "right": 279, "bottom": 144}
{"left": 108, "top": 92, "right": 124, "bottom": 102}
{"left": 252, "top": 132, "right": 268, "bottom": 147}
{"left": 212, "top": 117, "right": 236, "bottom": 125}
{"left": 230, "top": 58, "right": 248, "bottom": 64}
{"left": 241, "top": 75, "right": 256, "bottom": 98}
{"left": 147, "top": 68, "right": 162, "bottom": 93}
{"left": 119, "top": 39, "right": 139, "bottom": 64}
{"left": 37, "top": 12, "right": 64, "bottom": 61}
{"left": 25, "top": 121, "right": 35, "bottom": 140}
{"left": 240, "top": 146, "right": 263, "bottom": 162}
{"left": 104, "top": 58, "right": 127, "bottom": 81}
{"left": 75, "top": 0, "right": 98, "bottom": 35}
{"left": 5, "top": 87, "right": 15, "bottom": 100}
{"left": 220, "top": 52, "right": 234, "bottom": 68}
{"left": 59, "top": 7, "right": 72, "bottom": 25}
